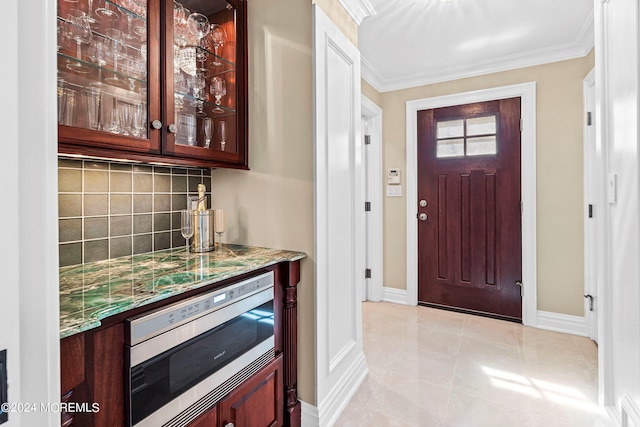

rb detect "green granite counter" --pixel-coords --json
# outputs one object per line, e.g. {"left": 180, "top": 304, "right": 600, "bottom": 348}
{"left": 59, "top": 244, "right": 306, "bottom": 338}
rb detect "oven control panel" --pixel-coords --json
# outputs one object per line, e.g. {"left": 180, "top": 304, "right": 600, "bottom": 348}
{"left": 127, "top": 271, "right": 274, "bottom": 345}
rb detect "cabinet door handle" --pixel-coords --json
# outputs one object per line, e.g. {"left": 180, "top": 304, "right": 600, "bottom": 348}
{"left": 151, "top": 120, "right": 163, "bottom": 130}
{"left": 168, "top": 123, "right": 177, "bottom": 133}
{"left": 225, "top": 423, "right": 235, "bottom": 427}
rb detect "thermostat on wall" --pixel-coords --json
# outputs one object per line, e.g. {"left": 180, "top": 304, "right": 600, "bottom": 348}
{"left": 387, "top": 169, "right": 401, "bottom": 185}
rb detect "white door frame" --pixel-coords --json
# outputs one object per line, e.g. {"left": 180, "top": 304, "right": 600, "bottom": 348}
{"left": 405, "top": 82, "right": 538, "bottom": 326}
{"left": 582, "top": 68, "right": 599, "bottom": 342}
{"left": 312, "top": 5, "right": 368, "bottom": 426}
{"left": 362, "top": 95, "right": 383, "bottom": 302}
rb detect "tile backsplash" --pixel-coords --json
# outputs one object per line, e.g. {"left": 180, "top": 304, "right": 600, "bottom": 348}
{"left": 58, "top": 157, "right": 212, "bottom": 267}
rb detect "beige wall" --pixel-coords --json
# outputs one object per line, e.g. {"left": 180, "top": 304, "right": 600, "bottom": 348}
{"left": 312, "top": 0, "right": 358, "bottom": 46}
{"left": 212, "top": 0, "right": 356, "bottom": 406}
{"left": 362, "top": 78, "right": 383, "bottom": 106}
{"left": 379, "top": 51, "right": 594, "bottom": 317}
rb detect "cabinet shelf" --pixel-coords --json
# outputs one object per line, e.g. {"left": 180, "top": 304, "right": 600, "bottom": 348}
{"left": 58, "top": 52, "right": 147, "bottom": 94}
{"left": 175, "top": 91, "right": 236, "bottom": 115}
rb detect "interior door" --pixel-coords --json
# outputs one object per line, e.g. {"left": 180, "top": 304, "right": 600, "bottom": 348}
{"left": 417, "top": 98, "right": 523, "bottom": 320}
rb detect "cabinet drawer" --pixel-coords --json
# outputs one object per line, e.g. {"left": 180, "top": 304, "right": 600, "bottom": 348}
{"left": 218, "top": 355, "right": 283, "bottom": 427}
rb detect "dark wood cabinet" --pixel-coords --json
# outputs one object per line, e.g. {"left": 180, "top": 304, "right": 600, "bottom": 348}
{"left": 218, "top": 356, "right": 283, "bottom": 427}
{"left": 57, "top": 0, "right": 248, "bottom": 169}
{"left": 189, "top": 406, "right": 218, "bottom": 427}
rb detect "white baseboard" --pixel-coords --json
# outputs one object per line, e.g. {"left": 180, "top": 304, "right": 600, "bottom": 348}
{"left": 301, "top": 400, "right": 320, "bottom": 427}
{"left": 382, "top": 286, "right": 408, "bottom": 305}
{"left": 314, "top": 351, "right": 368, "bottom": 427}
{"left": 536, "top": 310, "right": 587, "bottom": 336}
{"left": 622, "top": 396, "right": 640, "bottom": 427}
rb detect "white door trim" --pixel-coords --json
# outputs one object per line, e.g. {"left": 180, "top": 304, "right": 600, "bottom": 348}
{"left": 362, "top": 95, "right": 383, "bottom": 302}
{"left": 593, "top": 0, "right": 613, "bottom": 409}
{"left": 583, "top": 67, "right": 599, "bottom": 342}
{"left": 405, "top": 82, "right": 538, "bottom": 326}
{"left": 313, "top": 5, "right": 367, "bottom": 424}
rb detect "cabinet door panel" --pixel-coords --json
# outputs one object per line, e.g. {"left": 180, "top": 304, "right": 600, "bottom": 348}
{"left": 163, "top": 0, "right": 247, "bottom": 167}
{"left": 57, "top": 0, "right": 162, "bottom": 155}
{"left": 189, "top": 405, "right": 217, "bottom": 427}
{"left": 219, "top": 356, "right": 283, "bottom": 427}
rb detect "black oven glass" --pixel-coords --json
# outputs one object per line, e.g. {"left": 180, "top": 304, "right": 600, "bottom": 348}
{"left": 129, "top": 300, "right": 274, "bottom": 425}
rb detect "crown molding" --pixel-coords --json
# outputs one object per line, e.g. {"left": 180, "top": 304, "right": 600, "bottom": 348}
{"left": 362, "top": 11, "right": 594, "bottom": 93}
{"left": 337, "top": 0, "right": 376, "bottom": 25}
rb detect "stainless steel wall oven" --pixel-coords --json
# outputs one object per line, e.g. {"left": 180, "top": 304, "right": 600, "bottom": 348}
{"left": 125, "top": 271, "right": 275, "bottom": 427}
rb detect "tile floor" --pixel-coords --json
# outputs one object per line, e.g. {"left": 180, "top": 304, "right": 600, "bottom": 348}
{"left": 335, "top": 302, "right": 610, "bottom": 427}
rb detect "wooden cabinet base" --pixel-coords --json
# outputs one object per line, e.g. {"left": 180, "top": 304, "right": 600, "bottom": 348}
{"left": 59, "top": 261, "right": 301, "bottom": 427}
{"left": 218, "top": 356, "right": 283, "bottom": 427}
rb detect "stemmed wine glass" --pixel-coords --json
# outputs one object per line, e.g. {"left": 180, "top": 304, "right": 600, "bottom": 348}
{"left": 95, "top": 0, "right": 119, "bottom": 21}
{"left": 207, "top": 24, "right": 226, "bottom": 69}
{"left": 104, "top": 28, "right": 127, "bottom": 87}
{"left": 65, "top": 9, "right": 92, "bottom": 74}
{"left": 218, "top": 120, "right": 227, "bottom": 151}
{"left": 187, "top": 12, "right": 210, "bottom": 66}
{"left": 203, "top": 117, "right": 213, "bottom": 148}
{"left": 173, "top": 1, "right": 189, "bottom": 47}
{"left": 214, "top": 208, "right": 225, "bottom": 249}
{"left": 180, "top": 209, "right": 194, "bottom": 254}
{"left": 210, "top": 77, "right": 226, "bottom": 113}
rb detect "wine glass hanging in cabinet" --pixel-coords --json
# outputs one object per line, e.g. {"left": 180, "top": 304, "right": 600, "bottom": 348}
{"left": 57, "top": 0, "right": 248, "bottom": 169}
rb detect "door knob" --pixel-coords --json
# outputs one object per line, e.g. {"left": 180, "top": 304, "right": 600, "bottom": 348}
{"left": 419, "top": 213, "right": 428, "bottom": 221}
{"left": 419, "top": 200, "right": 427, "bottom": 207}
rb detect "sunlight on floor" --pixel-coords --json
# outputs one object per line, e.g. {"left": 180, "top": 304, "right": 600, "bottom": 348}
{"left": 483, "top": 366, "right": 601, "bottom": 413}
{"left": 335, "top": 302, "right": 606, "bottom": 427}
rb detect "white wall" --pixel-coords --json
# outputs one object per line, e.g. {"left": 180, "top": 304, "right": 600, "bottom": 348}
{"left": 1, "top": 0, "right": 61, "bottom": 426}
{"left": 0, "top": 1, "right": 22, "bottom": 425}
{"left": 595, "top": 0, "right": 640, "bottom": 423}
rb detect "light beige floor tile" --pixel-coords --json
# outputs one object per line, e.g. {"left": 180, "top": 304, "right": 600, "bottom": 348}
{"left": 415, "top": 327, "right": 463, "bottom": 357}
{"left": 366, "top": 371, "right": 450, "bottom": 425}
{"left": 457, "top": 335, "right": 523, "bottom": 370}
{"left": 388, "top": 348, "right": 458, "bottom": 388}
{"left": 452, "top": 358, "right": 535, "bottom": 411}
{"left": 338, "top": 302, "right": 601, "bottom": 427}
{"left": 445, "top": 391, "right": 533, "bottom": 427}
{"left": 462, "top": 315, "right": 520, "bottom": 347}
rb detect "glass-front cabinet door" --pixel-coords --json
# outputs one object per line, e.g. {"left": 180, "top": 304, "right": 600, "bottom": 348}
{"left": 164, "top": 0, "right": 247, "bottom": 166}
{"left": 57, "top": 0, "right": 248, "bottom": 168}
{"left": 57, "top": 0, "right": 161, "bottom": 154}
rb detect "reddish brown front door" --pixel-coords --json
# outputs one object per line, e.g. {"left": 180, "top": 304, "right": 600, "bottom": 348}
{"left": 417, "top": 98, "right": 522, "bottom": 320}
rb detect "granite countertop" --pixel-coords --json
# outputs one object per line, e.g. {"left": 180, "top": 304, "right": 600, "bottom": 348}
{"left": 59, "top": 244, "right": 306, "bottom": 339}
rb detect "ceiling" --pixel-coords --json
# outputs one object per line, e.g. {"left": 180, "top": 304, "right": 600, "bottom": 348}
{"left": 358, "top": 0, "right": 594, "bottom": 92}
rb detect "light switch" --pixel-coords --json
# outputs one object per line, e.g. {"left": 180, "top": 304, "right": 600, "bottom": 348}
{"left": 387, "top": 185, "right": 402, "bottom": 197}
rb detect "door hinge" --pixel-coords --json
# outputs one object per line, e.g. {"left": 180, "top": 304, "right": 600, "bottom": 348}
{"left": 516, "top": 280, "right": 523, "bottom": 297}
{"left": 365, "top": 268, "right": 371, "bottom": 279}
{"left": 365, "top": 202, "right": 371, "bottom": 212}
{"left": 584, "top": 294, "right": 594, "bottom": 311}
{"left": 364, "top": 135, "right": 371, "bottom": 145}
{"left": 520, "top": 118, "right": 523, "bottom": 132}
{"left": 587, "top": 112, "right": 593, "bottom": 126}
{"left": 588, "top": 204, "right": 593, "bottom": 218}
